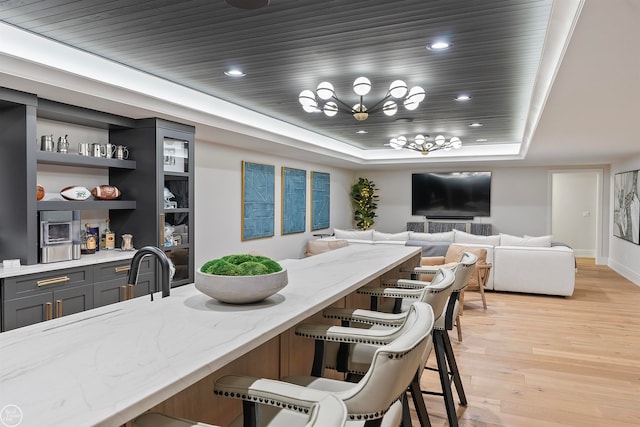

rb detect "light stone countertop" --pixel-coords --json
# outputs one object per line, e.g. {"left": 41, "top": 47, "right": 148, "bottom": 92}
{"left": 0, "top": 244, "right": 420, "bottom": 427}
{"left": 0, "top": 250, "right": 137, "bottom": 278}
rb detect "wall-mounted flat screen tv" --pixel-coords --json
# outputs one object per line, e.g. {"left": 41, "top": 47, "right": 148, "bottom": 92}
{"left": 412, "top": 172, "right": 491, "bottom": 218}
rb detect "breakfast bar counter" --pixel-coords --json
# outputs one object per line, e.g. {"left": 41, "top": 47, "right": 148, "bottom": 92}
{"left": 0, "top": 244, "right": 421, "bottom": 427}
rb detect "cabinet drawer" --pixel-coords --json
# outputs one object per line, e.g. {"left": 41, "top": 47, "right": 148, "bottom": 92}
{"left": 93, "top": 258, "right": 154, "bottom": 282}
{"left": 3, "top": 268, "right": 92, "bottom": 300}
{"left": 94, "top": 272, "right": 155, "bottom": 308}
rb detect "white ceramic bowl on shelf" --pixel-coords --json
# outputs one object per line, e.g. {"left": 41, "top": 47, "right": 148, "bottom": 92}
{"left": 195, "top": 268, "right": 288, "bottom": 304}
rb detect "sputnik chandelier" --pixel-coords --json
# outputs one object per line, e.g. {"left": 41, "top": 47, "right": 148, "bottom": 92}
{"left": 388, "top": 134, "right": 462, "bottom": 155}
{"left": 298, "top": 77, "right": 426, "bottom": 121}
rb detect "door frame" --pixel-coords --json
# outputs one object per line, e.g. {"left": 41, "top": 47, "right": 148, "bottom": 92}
{"left": 547, "top": 169, "right": 604, "bottom": 264}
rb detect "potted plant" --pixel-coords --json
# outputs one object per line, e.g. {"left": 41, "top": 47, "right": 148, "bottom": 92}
{"left": 350, "top": 177, "right": 379, "bottom": 230}
{"left": 196, "top": 254, "right": 288, "bottom": 304}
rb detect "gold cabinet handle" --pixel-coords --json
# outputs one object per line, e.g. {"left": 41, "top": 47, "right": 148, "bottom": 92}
{"left": 37, "top": 276, "right": 70, "bottom": 287}
{"left": 120, "top": 285, "right": 127, "bottom": 301}
{"left": 45, "top": 302, "right": 53, "bottom": 321}
{"left": 127, "top": 284, "right": 135, "bottom": 300}
{"left": 115, "top": 265, "right": 130, "bottom": 273}
{"left": 55, "top": 300, "right": 63, "bottom": 318}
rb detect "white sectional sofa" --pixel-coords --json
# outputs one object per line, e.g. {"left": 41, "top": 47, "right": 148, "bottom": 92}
{"left": 314, "top": 228, "right": 576, "bottom": 297}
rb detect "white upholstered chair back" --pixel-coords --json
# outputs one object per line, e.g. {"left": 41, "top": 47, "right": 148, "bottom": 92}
{"left": 330, "top": 302, "right": 435, "bottom": 419}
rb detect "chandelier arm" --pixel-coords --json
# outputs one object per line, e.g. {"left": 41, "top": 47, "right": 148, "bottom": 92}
{"left": 329, "top": 95, "right": 358, "bottom": 113}
{"left": 365, "top": 93, "right": 393, "bottom": 114}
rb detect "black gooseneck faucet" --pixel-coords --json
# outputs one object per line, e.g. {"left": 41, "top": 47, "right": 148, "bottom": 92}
{"left": 127, "top": 246, "right": 173, "bottom": 300}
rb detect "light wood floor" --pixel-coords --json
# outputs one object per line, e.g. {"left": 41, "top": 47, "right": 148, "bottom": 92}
{"left": 414, "top": 258, "right": 640, "bottom": 427}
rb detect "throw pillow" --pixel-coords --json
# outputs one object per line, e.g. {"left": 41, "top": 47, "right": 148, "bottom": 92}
{"left": 500, "top": 233, "right": 552, "bottom": 247}
{"left": 305, "top": 239, "right": 349, "bottom": 256}
{"left": 524, "top": 234, "right": 553, "bottom": 247}
{"left": 333, "top": 228, "right": 374, "bottom": 240}
{"left": 409, "top": 231, "right": 454, "bottom": 242}
{"left": 444, "top": 243, "right": 488, "bottom": 287}
{"left": 453, "top": 229, "right": 500, "bottom": 246}
{"left": 373, "top": 231, "right": 410, "bottom": 241}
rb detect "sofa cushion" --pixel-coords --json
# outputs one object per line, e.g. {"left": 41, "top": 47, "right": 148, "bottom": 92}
{"left": 500, "top": 233, "right": 552, "bottom": 247}
{"left": 409, "top": 231, "right": 454, "bottom": 242}
{"left": 372, "top": 231, "right": 410, "bottom": 241}
{"left": 453, "top": 229, "right": 500, "bottom": 246}
{"left": 333, "top": 228, "right": 374, "bottom": 240}
{"left": 305, "top": 239, "right": 349, "bottom": 256}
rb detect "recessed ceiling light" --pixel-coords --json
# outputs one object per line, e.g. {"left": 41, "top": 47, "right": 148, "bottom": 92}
{"left": 454, "top": 95, "right": 472, "bottom": 101}
{"left": 426, "top": 41, "right": 452, "bottom": 51}
{"left": 476, "top": 138, "right": 488, "bottom": 142}
{"left": 356, "top": 130, "right": 368, "bottom": 134}
{"left": 224, "top": 69, "right": 246, "bottom": 77}
{"left": 469, "top": 122, "right": 483, "bottom": 127}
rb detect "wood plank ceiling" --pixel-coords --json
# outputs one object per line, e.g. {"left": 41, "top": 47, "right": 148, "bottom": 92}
{"left": 0, "top": 0, "right": 553, "bottom": 152}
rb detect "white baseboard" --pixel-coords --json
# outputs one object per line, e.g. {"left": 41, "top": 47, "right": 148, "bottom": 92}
{"left": 573, "top": 249, "right": 595, "bottom": 258}
{"left": 608, "top": 259, "right": 640, "bottom": 287}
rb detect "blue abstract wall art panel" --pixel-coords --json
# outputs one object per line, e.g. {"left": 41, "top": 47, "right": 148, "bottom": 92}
{"left": 311, "top": 171, "right": 330, "bottom": 231}
{"left": 282, "top": 167, "right": 307, "bottom": 235}
{"left": 242, "top": 161, "right": 275, "bottom": 240}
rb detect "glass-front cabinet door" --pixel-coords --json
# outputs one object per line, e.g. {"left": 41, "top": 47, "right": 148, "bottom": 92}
{"left": 162, "top": 136, "right": 192, "bottom": 285}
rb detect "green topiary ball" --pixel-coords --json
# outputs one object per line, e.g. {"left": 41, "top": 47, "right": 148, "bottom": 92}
{"left": 236, "top": 261, "right": 269, "bottom": 276}
{"left": 221, "top": 254, "right": 255, "bottom": 265}
{"left": 259, "top": 259, "right": 282, "bottom": 273}
{"left": 200, "top": 254, "right": 283, "bottom": 276}
{"left": 202, "top": 259, "right": 241, "bottom": 276}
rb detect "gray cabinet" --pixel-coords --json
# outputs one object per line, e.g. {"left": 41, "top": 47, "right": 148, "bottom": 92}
{"left": 2, "top": 267, "right": 93, "bottom": 331}
{"left": 1, "top": 257, "right": 159, "bottom": 331}
{"left": 110, "top": 119, "right": 195, "bottom": 287}
{"left": 93, "top": 259, "right": 155, "bottom": 307}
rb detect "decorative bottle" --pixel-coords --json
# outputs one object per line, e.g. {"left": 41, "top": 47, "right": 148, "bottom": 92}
{"left": 82, "top": 223, "right": 97, "bottom": 255}
{"left": 103, "top": 218, "right": 115, "bottom": 250}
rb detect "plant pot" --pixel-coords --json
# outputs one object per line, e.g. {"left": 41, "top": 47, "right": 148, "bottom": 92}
{"left": 195, "top": 268, "right": 288, "bottom": 304}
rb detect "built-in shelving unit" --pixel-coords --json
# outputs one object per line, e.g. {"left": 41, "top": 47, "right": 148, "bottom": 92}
{"left": 0, "top": 88, "right": 194, "bottom": 284}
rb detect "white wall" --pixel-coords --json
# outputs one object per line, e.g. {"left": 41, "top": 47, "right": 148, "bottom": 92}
{"left": 361, "top": 167, "right": 558, "bottom": 235}
{"left": 609, "top": 154, "right": 640, "bottom": 285}
{"left": 551, "top": 172, "right": 598, "bottom": 257}
{"left": 194, "top": 140, "right": 354, "bottom": 267}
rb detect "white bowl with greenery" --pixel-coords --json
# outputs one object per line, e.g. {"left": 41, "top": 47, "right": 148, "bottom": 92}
{"left": 195, "top": 254, "right": 288, "bottom": 304}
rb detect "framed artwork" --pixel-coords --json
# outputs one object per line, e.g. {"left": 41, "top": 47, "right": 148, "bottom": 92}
{"left": 281, "top": 167, "right": 307, "bottom": 235}
{"left": 613, "top": 169, "right": 640, "bottom": 244}
{"left": 311, "top": 171, "right": 330, "bottom": 230}
{"left": 242, "top": 161, "right": 275, "bottom": 240}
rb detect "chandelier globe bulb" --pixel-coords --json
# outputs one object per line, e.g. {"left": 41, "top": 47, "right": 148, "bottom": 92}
{"left": 353, "top": 77, "right": 371, "bottom": 96}
{"left": 407, "top": 86, "right": 426, "bottom": 103}
{"left": 323, "top": 101, "right": 338, "bottom": 117}
{"left": 389, "top": 80, "right": 408, "bottom": 98}
{"left": 404, "top": 97, "right": 419, "bottom": 111}
{"left": 298, "top": 90, "right": 317, "bottom": 107}
{"left": 382, "top": 100, "right": 398, "bottom": 116}
{"left": 316, "top": 82, "right": 335, "bottom": 100}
